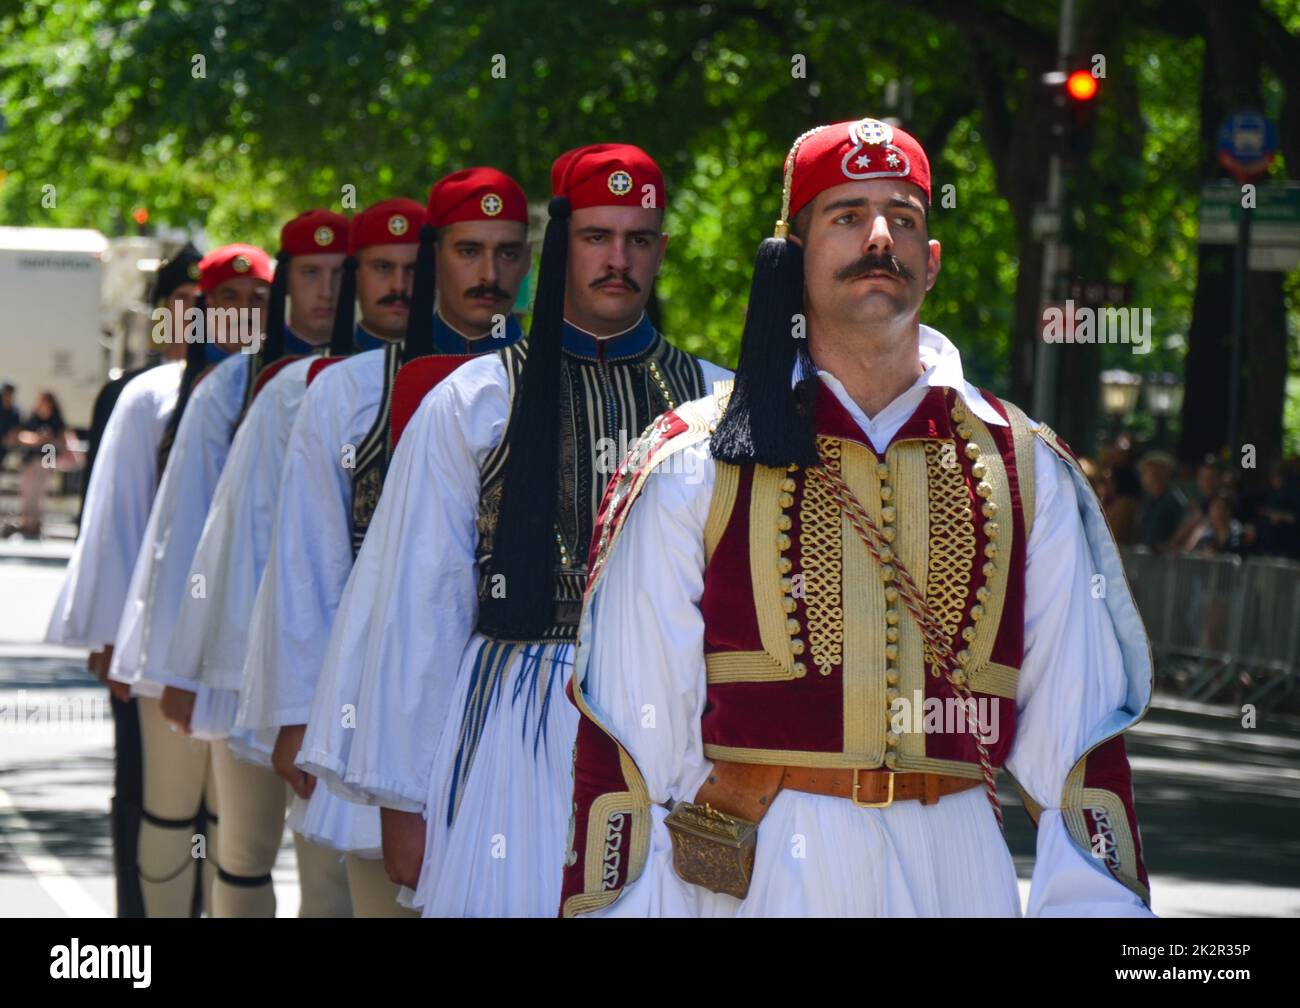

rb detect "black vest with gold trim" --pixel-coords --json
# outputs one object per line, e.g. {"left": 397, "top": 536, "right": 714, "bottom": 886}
{"left": 348, "top": 341, "right": 403, "bottom": 557}
{"left": 473, "top": 321, "right": 708, "bottom": 642}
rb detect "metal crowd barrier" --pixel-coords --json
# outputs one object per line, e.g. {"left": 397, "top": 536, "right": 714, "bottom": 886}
{"left": 1119, "top": 547, "right": 1300, "bottom": 712}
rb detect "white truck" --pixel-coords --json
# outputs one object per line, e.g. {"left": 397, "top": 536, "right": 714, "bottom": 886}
{"left": 0, "top": 227, "right": 165, "bottom": 430}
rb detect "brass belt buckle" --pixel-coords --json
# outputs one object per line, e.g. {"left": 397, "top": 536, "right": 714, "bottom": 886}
{"left": 851, "top": 768, "right": 895, "bottom": 808}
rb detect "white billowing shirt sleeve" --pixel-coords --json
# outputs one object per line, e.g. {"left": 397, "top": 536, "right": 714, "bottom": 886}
{"left": 237, "top": 357, "right": 377, "bottom": 732}
{"left": 45, "top": 363, "right": 180, "bottom": 648}
{"left": 109, "top": 353, "right": 247, "bottom": 696}
{"left": 167, "top": 359, "right": 312, "bottom": 695}
{"left": 1006, "top": 439, "right": 1153, "bottom": 917}
{"left": 299, "top": 355, "right": 508, "bottom": 811}
{"left": 578, "top": 442, "right": 721, "bottom": 918}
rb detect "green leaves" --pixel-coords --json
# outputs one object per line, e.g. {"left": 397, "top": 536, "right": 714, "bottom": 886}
{"left": 0, "top": 0, "right": 1293, "bottom": 445}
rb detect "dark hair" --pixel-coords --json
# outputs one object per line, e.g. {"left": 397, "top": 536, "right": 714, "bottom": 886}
{"left": 1110, "top": 464, "right": 1141, "bottom": 499}
{"left": 788, "top": 203, "right": 814, "bottom": 242}
{"left": 34, "top": 390, "right": 64, "bottom": 426}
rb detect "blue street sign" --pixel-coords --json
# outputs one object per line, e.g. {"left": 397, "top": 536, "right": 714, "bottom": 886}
{"left": 1216, "top": 111, "right": 1279, "bottom": 182}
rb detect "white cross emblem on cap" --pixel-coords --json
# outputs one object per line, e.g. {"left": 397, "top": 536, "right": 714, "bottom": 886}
{"left": 480, "top": 193, "right": 503, "bottom": 216}
{"left": 314, "top": 226, "right": 334, "bottom": 246}
{"left": 388, "top": 214, "right": 409, "bottom": 236}
{"left": 607, "top": 170, "right": 633, "bottom": 196}
{"left": 854, "top": 118, "right": 894, "bottom": 146}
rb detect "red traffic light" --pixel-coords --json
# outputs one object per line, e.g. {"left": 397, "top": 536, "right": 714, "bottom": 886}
{"left": 1066, "top": 70, "right": 1098, "bottom": 102}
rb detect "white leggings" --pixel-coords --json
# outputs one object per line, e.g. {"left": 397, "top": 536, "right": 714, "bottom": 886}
{"left": 294, "top": 833, "right": 353, "bottom": 918}
{"left": 137, "top": 696, "right": 217, "bottom": 917}
{"left": 208, "top": 738, "right": 286, "bottom": 918}
{"left": 345, "top": 854, "right": 419, "bottom": 918}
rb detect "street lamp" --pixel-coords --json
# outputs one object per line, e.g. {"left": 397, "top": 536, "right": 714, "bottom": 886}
{"left": 1143, "top": 371, "right": 1184, "bottom": 449}
{"left": 1099, "top": 369, "right": 1141, "bottom": 447}
{"left": 1100, "top": 369, "right": 1142, "bottom": 417}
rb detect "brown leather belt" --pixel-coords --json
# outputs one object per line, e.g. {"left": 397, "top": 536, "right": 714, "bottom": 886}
{"left": 694, "top": 759, "right": 980, "bottom": 824}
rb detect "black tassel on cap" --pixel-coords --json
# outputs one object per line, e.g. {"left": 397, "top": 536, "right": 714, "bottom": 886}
{"left": 328, "top": 255, "right": 359, "bottom": 355}
{"left": 150, "top": 241, "right": 203, "bottom": 305}
{"left": 711, "top": 236, "right": 820, "bottom": 468}
{"left": 400, "top": 223, "right": 439, "bottom": 365}
{"left": 158, "top": 292, "right": 209, "bottom": 473}
{"left": 477, "top": 195, "right": 571, "bottom": 641}
{"left": 260, "top": 249, "right": 291, "bottom": 366}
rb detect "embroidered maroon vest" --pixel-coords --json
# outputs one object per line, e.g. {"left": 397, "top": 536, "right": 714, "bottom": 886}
{"left": 696, "top": 383, "right": 1035, "bottom": 777}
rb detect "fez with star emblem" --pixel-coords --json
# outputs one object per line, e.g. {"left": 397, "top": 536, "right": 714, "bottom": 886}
{"left": 328, "top": 198, "right": 426, "bottom": 353}
{"left": 712, "top": 118, "right": 933, "bottom": 468}
{"left": 402, "top": 167, "right": 530, "bottom": 361}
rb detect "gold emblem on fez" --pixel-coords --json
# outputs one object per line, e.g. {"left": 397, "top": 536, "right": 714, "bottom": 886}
{"left": 314, "top": 226, "right": 334, "bottom": 246}
{"left": 480, "top": 193, "right": 503, "bottom": 216}
{"left": 186, "top": 263, "right": 200, "bottom": 280}
{"left": 387, "top": 214, "right": 409, "bottom": 236}
{"left": 853, "top": 118, "right": 894, "bottom": 146}
{"left": 607, "top": 170, "right": 633, "bottom": 196}
{"left": 232, "top": 255, "right": 251, "bottom": 273}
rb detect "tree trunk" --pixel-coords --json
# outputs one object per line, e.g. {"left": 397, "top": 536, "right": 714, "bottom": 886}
{"left": 1179, "top": 0, "right": 1289, "bottom": 483}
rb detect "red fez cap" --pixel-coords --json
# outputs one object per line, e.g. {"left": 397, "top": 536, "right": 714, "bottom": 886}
{"left": 428, "top": 167, "right": 528, "bottom": 226}
{"left": 551, "top": 143, "right": 664, "bottom": 212}
{"left": 782, "top": 118, "right": 931, "bottom": 229}
{"left": 348, "top": 198, "right": 425, "bottom": 254}
{"left": 199, "top": 243, "right": 274, "bottom": 293}
{"left": 280, "top": 209, "right": 350, "bottom": 255}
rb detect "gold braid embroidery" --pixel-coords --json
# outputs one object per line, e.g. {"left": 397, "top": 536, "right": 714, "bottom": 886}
{"left": 800, "top": 437, "right": 844, "bottom": 676}
{"left": 923, "top": 440, "right": 977, "bottom": 674}
{"left": 646, "top": 361, "right": 678, "bottom": 412}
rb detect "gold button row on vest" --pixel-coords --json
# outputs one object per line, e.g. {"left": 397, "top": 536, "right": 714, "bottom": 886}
{"left": 940, "top": 398, "right": 1001, "bottom": 686}
{"left": 880, "top": 456, "right": 900, "bottom": 763}
{"left": 776, "top": 496, "right": 808, "bottom": 679}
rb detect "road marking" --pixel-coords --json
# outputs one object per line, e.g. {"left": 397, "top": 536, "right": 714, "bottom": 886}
{"left": 0, "top": 785, "right": 107, "bottom": 918}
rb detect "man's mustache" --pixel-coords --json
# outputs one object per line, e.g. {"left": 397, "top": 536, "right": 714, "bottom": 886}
{"left": 590, "top": 271, "right": 642, "bottom": 293}
{"left": 465, "top": 283, "right": 510, "bottom": 301}
{"left": 835, "top": 252, "right": 914, "bottom": 283}
{"left": 378, "top": 292, "right": 411, "bottom": 306}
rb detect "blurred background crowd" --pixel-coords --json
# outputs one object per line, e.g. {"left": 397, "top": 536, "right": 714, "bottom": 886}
{"left": 1089, "top": 438, "right": 1300, "bottom": 559}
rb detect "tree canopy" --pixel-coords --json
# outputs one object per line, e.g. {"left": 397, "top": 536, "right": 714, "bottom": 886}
{"left": 2, "top": 0, "right": 1297, "bottom": 458}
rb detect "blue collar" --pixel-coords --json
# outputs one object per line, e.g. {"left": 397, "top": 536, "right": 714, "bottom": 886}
{"left": 432, "top": 312, "right": 524, "bottom": 355}
{"left": 282, "top": 326, "right": 322, "bottom": 356}
{"left": 353, "top": 325, "right": 390, "bottom": 353}
{"left": 561, "top": 313, "right": 657, "bottom": 362}
{"left": 203, "top": 342, "right": 228, "bottom": 366}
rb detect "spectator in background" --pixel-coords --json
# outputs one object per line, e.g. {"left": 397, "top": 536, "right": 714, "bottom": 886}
{"left": 3, "top": 390, "right": 73, "bottom": 539}
{"left": 0, "top": 382, "right": 19, "bottom": 466}
{"left": 1254, "top": 460, "right": 1300, "bottom": 560}
{"left": 1172, "top": 456, "right": 1225, "bottom": 553}
{"left": 1192, "top": 492, "right": 1248, "bottom": 556}
{"left": 1104, "top": 459, "right": 1143, "bottom": 546}
{"left": 1136, "top": 451, "right": 1186, "bottom": 553}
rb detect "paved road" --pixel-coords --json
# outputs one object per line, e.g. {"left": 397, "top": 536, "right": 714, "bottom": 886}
{"left": 0, "top": 542, "right": 302, "bottom": 917}
{"left": 2, "top": 540, "right": 1297, "bottom": 917}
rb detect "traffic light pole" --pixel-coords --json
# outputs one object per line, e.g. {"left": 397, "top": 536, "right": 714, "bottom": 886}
{"left": 1226, "top": 202, "right": 1251, "bottom": 455}
{"left": 1032, "top": 0, "right": 1077, "bottom": 426}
